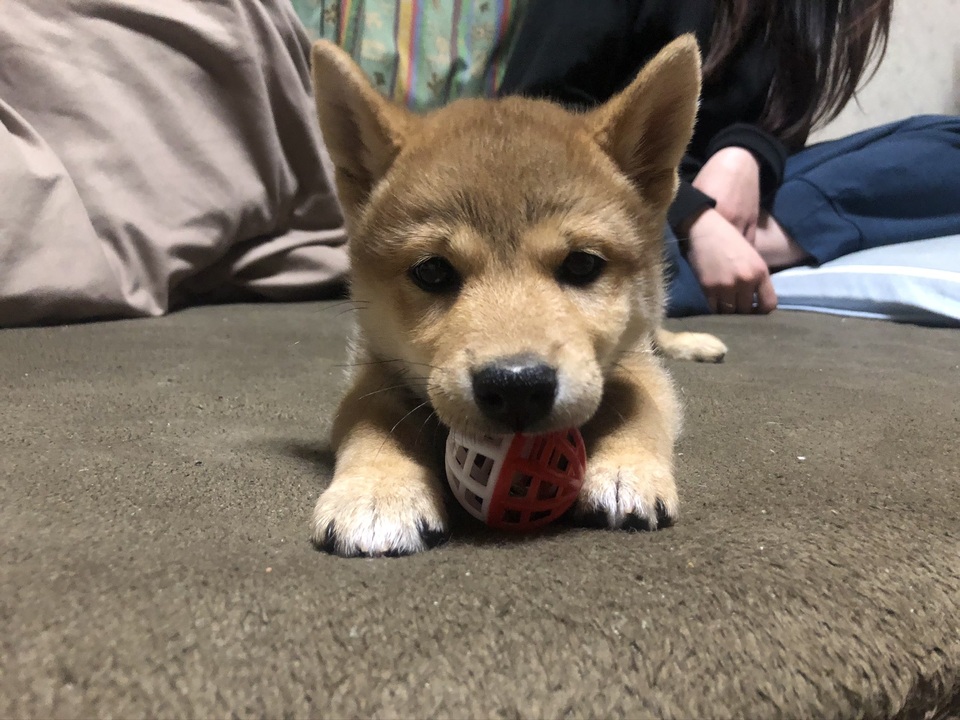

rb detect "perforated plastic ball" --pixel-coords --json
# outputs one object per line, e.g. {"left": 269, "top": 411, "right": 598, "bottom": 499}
{"left": 444, "top": 428, "right": 586, "bottom": 531}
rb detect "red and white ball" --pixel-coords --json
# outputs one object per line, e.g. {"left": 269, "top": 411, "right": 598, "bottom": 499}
{"left": 444, "top": 428, "right": 586, "bottom": 531}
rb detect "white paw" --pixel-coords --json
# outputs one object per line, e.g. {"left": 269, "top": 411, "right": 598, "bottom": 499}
{"left": 311, "top": 475, "right": 448, "bottom": 557}
{"left": 659, "top": 330, "right": 728, "bottom": 363}
{"left": 574, "top": 460, "right": 678, "bottom": 530}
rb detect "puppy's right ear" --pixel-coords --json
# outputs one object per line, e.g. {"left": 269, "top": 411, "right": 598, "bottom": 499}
{"left": 311, "top": 40, "right": 412, "bottom": 220}
{"left": 586, "top": 34, "right": 702, "bottom": 212}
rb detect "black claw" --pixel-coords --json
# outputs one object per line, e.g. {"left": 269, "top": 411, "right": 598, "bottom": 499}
{"left": 313, "top": 519, "right": 448, "bottom": 558}
{"left": 571, "top": 501, "right": 675, "bottom": 533}
{"left": 622, "top": 500, "right": 674, "bottom": 532}
{"left": 655, "top": 499, "right": 674, "bottom": 529}
{"left": 418, "top": 521, "right": 450, "bottom": 549}
{"left": 574, "top": 507, "right": 611, "bottom": 529}
{"left": 312, "top": 523, "right": 366, "bottom": 558}
{"left": 312, "top": 522, "right": 340, "bottom": 554}
{"left": 622, "top": 513, "right": 654, "bottom": 532}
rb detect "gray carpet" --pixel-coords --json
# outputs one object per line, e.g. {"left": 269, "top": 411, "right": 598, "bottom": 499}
{"left": 2, "top": 303, "right": 959, "bottom": 719}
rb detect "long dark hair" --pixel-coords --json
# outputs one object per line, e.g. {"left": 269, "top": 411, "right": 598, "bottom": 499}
{"left": 704, "top": 0, "right": 893, "bottom": 148}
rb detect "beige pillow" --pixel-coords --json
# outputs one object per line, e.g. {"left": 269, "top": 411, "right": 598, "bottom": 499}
{"left": 0, "top": 0, "right": 348, "bottom": 327}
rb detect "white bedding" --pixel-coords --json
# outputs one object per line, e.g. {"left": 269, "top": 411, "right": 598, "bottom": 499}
{"left": 771, "top": 236, "right": 960, "bottom": 327}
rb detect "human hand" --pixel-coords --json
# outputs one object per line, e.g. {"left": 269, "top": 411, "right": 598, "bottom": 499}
{"left": 683, "top": 208, "right": 777, "bottom": 314}
{"left": 755, "top": 212, "right": 811, "bottom": 269}
{"left": 692, "top": 146, "right": 761, "bottom": 244}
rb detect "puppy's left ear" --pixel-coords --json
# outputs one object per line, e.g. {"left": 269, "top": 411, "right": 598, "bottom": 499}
{"left": 587, "top": 34, "right": 702, "bottom": 210}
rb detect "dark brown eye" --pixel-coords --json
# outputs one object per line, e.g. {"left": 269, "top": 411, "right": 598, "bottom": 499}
{"left": 409, "top": 256, "right": 461, "bottom": 294}
{"left": 557, "top": 251, "right": 606, "bottom": 287}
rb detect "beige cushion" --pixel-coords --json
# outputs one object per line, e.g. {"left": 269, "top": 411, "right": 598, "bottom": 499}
{"left": 0, "top": 0, "right": 348, "bottom": 327}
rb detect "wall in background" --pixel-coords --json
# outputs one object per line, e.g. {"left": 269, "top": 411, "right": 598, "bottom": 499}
{"left": 812, "top": 0, "right": 960, "bottom": 142}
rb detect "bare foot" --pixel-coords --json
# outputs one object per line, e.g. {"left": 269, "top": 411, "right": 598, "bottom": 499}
{"left": 755, "top": 213, "right": 812, "bottom": 270}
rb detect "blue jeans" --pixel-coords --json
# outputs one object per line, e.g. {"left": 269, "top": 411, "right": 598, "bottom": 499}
{"left": 666, "top": 114, "right": 960, "bottom": 317}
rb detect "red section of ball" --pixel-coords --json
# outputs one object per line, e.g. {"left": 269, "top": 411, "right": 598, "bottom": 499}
{"left": 485, "top": 428, "right": 586, "bottom": 531}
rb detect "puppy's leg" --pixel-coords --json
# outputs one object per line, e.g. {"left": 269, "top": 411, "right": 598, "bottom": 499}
{"left": 575, "top": 351, "right": 681, "bottom": 530}
{"left": 312, "top": 365, "right": 448, "bottom": 557}
{"left": 655, "top": 327, "right": 727, "bottom": 363}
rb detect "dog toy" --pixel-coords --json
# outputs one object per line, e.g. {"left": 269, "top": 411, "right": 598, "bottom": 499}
{"left": 444, "top": 428, "right": 586, "bottom": 531}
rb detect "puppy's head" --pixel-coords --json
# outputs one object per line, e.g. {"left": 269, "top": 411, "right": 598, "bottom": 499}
{"left": 312, "top": 37, "right": 701, "bottom": 436}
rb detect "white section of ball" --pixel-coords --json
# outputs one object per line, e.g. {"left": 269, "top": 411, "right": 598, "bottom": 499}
{"left": 444, "top": 430, "right": 512, "bottom": 522}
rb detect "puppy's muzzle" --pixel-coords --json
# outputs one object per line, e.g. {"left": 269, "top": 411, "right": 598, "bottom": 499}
{"left": 471, "top": 354, "right": 558, "bottom": 433}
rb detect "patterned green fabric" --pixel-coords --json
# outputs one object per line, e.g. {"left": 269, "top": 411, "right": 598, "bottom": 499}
{"left": 290, "top": 0, "right": 527, "bottom": 111}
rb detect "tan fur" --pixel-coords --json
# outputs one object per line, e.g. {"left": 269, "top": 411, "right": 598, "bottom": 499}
{"left": 309, "top": 35, "right": 726, "bottom": 556}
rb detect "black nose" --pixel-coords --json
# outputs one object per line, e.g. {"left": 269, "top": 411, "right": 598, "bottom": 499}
{"left": 471, "top": 355, "right": 558, "bottom": 432}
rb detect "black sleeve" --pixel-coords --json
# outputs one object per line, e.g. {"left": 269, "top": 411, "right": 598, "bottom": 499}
{"left": 669, "top": 123, "right": 787, "bottom": 231}
{"left": 705, "top": 123, "right": 789, "bottom": 209}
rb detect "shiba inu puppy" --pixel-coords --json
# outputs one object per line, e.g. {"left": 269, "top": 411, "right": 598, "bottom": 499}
{"left": 309, "top": 35, "right": 727, "bottom": 557}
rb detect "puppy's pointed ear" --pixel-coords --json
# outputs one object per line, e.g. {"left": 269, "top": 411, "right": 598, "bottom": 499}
{"left": 586, "top": 34, "right": 702, "bottom": 210}
{"left": 311, "top": 40, "right": 412, "bottom": 220}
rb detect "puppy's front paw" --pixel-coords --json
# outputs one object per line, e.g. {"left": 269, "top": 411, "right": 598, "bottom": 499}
{"left": 311, "top": 475, "right": 449, "bottom": 557}
{"left": 574, "top": 457, "right": 678, "bottom": 531}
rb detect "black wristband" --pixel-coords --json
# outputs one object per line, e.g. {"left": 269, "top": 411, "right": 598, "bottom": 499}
{"left": 668, "top": 181, "right": 716, "bottom": 233}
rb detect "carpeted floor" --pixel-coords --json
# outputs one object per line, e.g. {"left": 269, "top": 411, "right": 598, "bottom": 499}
{"left": 2, "top": 303, "right": 958, "bottom": 719}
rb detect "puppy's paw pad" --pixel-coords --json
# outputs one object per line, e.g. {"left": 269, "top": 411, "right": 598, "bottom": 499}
{"left": 311, "top": 481, "right": 449, "bottom": 558}
{"left": 573, "top": 464, "right": 677, "bottom": 531}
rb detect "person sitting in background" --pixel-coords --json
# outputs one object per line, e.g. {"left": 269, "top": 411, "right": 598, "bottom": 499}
{"left": 499, "top": 0, "right": 960, "bottom": 316}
